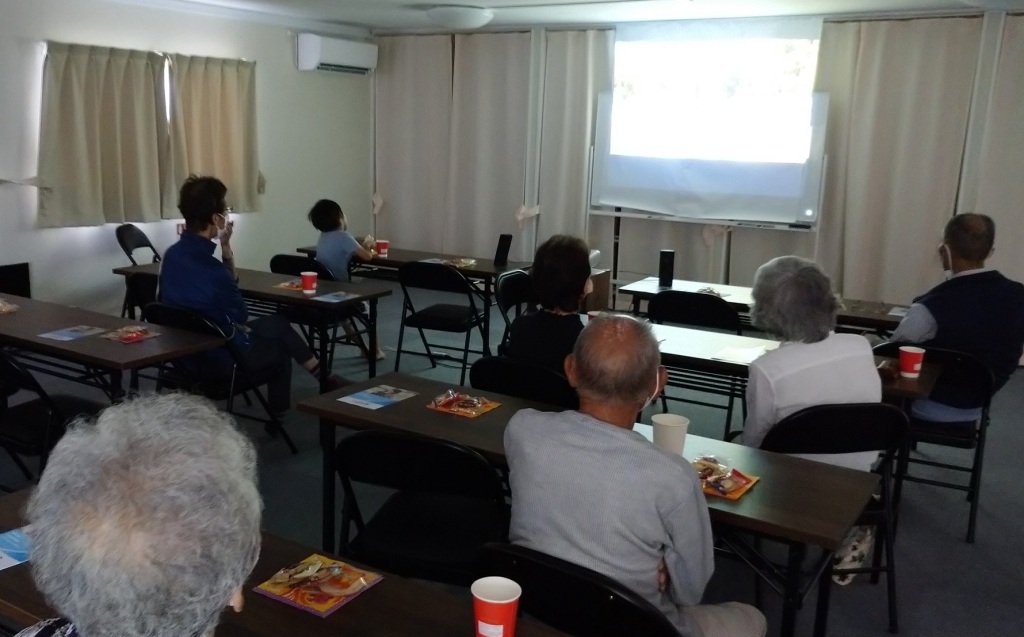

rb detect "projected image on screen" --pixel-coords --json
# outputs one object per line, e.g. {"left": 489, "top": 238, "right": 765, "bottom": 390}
{"left": 612, "top": 39, "right": 818, "bottom": 163}
{"left": 592, "top": 19, "right": 829, "bottom": 226}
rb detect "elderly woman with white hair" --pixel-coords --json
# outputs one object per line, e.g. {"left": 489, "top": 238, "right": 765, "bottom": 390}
{"left": 745, "top": 256, "right": 881, "bottom": 470}
{"left": 16, "top": 394, "right": 262, "bottom": 637}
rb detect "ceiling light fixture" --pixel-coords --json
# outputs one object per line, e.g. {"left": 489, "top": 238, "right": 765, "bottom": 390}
{"left": 425, "top": 5, "right": 495, "bottom": 29}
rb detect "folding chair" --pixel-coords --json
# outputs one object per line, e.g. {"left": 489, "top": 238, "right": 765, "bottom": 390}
{"left": 470, "top": 356, "right": 578, "bottom": 410}
{"left": 494, "top": 270, "right": 536, "bottom": 355}
{"left": 395, "top": 261, "right": 486, "bottom": 385}
{"left": 648, "top": 290, "right": 746, "bottom": 437}
{"left": 143, "top": 302, "right": 298, "bottom": 454}
{"left": 760, "top": 403, "right": 909, "bottom": 633}
{"left": 269, "top": 254, "right": 371, "bottom": 369}
{"left": 336, "top": 431, "right": 508, "bottom": 586}
{"left": 873, "top": 342, "right": 993, "bottom": 543}
{"left": 477, "top": 543, "right": 682, "bottom": 637}
{"left": 0, "top": 351, "right": 104, "bottom": 482}
{"left": 116, "top": 224, "right": 161, "bottom": 318}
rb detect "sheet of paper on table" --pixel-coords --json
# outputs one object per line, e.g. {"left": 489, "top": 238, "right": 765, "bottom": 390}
{"left": 339, "top": 385, "right": 417, "bottom": 410}
{"left": 887, "top": 307, "right": 909, "bottom": 317}
{"left": 0, "top": 528, "right": 30, "bottom": 572}
{"left": 711, "top": 346, "right": 767, "bottom": 365}
{"left": 38, "top": 325, "right": 105, "bottom": 341}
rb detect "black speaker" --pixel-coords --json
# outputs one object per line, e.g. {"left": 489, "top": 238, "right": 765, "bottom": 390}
{"left": 658, "top": 250, "right": 674, "bottom": 288}
{"left": 494, "top": 234, "right": 513, "bottom": 267}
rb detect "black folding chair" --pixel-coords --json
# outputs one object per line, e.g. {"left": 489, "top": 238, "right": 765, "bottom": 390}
{"left": 470, "top": 356, "right": 578, "bottom": 410}
{"left": 873, "top": 342, "right": 993, "bottom": 543}
{"left": 0, "top": 351, "right": 104, "bottom": 482}
{"left": 143, "top": 302, "right": 297, "bottom": 454}
{"left": 760, "top": 403, "right": 908, "bottom": 634}
{"left": 269, "top": 254, "right": 370, "bottom": 370}
{"left": 648, "top": 290, "right": 746, "bottom": 437}
{"left": 116, "top": 224, "right": 161, "bottom": 318}
{"left": 336, "top": 431, "right": 508, "bottom": 586}
{"left": 495, "top": 270, "right": 536, "bottom": 355}
{"left": 477, "top": 543, "right": 681, "bottom": 637}
{"left": 395, "top": 262, "right": 486, "bottom": 385}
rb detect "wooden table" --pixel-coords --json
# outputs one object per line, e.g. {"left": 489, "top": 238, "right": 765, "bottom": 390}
{"left": 620, "top": 277, "right": 908, "bottom": 333}
{"left": 112, "top": 264, "right": 392, "bottom": 389}
{"left": 302, "top": 373, "right": 878, "bottom": 637}
{"left": 0, "top": 293, "right": 223, "bottom": 399}
{"left": 299, "top": 372, "right": 554, "bottom": 553}
{"left": 297, "top": 246, "right": 531, "bottom": 356}
{"left": 0, "top": 491, "right": 566, "bottom": 637}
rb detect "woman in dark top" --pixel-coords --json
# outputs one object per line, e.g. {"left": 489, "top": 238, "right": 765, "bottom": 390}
{"left": 506, "top": 235, "right": 592, "bottom": 373}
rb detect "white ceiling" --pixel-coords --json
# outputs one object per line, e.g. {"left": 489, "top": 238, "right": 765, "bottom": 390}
{"left": 119, "top": 0, "right": 999, "bottom": 33}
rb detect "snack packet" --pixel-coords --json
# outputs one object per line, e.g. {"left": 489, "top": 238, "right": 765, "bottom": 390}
{"left": 692, "top": 455, "right": 758, "bottom": 500}
{"left": 428, "top": 390, "right": 501, "bottom": 418}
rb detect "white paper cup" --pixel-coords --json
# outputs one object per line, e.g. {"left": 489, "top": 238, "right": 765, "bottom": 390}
{"left": 652, "top": 413, "right": 689, "bottom": 456}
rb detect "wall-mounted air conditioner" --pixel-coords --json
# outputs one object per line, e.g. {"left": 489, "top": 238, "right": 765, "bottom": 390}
{"left": 296, "top": 33, "right": 378, "bottom": 75}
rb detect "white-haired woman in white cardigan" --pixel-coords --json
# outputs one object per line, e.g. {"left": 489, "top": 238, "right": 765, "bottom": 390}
{"left": 17, "top": 394, "right": 262, "bottom": 637}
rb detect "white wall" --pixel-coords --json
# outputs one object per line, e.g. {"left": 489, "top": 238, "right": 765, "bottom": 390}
{"left": 0, "top": 0, "right": 371, "bottom": 315}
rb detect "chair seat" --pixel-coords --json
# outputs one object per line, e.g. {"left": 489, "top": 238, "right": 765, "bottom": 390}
{"left": 0, "top": 396, "right": 105, "bottom": 454}
{"left": 404, "top": 304, "right": 479, "bottom": 332}
{"left": 350, "top": 492, "right": 507, "bottom": 586}
{"left": 910, "top": 417, "right": 978, "bottom": 449}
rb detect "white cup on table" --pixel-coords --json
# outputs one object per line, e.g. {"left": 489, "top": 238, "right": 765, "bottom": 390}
{"left": 651, "top": 413, "right": 689, "bottom": 456}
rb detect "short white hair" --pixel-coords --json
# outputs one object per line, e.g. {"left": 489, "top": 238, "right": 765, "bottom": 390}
{"left": 751, "top": 256, "right": 837, "bottom": 343}
{"left": 27, "top": 394, "right": 262, "bottom": 637}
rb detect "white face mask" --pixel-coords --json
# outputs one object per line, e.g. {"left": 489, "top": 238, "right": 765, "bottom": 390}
{"left": 940, "top": 244, "right": 953, "bottom": 280}
{"left": 639, "top": 368, "right": 661, "bottom": 412}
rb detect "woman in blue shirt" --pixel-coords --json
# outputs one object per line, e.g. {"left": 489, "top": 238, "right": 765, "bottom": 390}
{"left": 308, "top": 199, "right": 384, "bottom": 360}
{"left": 160, "top": 177, "right": 347, "bottom": 414}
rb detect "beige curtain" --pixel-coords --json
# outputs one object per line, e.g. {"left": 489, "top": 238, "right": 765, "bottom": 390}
{"left": 373, "top": 35, "right": 453, "bottom": 252}
{"left": 537, "top": 30, "right": 613, "bottom": 243}
{"left": 973, "top": 15, "right": 1024, "bottom": 282}
{"left": 38, "top": 43, "right": 167, "bottom": 227}
{"left": 815, "top": 17, "right": 982, "bottom": 303}
{"left": 167, "top": 55, "right": 260, "bottom": 214}
{"left": 444, "top": 33, "right": 532, "bottom": 259}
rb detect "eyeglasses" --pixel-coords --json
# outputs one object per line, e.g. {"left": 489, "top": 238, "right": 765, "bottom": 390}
{"left": 224, "top": 206, "right": 234, "bottom": 215}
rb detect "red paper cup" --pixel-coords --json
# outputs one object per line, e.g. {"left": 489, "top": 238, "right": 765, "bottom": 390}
{"left": 898, "top": 346, "right": 925, "bottom": 379}
{"left": 376, "top": 239, "right": 390, "bottom": 258}
{"left": 300, "top": 271, "right": 318, "bottom": 295}
{"left": 472, "top": 576, "right": 521, "bottom": 637}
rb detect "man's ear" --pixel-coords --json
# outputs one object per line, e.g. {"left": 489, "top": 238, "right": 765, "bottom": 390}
{"left": 565, "top": 355, "right": 579, "bottom": 388}
{"left": 229, "top": 588, "right": 244, "bottom": 613}
{"left": 657, "top": 366, "right": 668, "bottom": 396}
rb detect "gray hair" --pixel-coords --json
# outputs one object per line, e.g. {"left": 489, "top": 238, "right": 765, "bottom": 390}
{"left": 751, "top": 256, "right": 837, "bottom": 343}
{"left": 573, "top": 314, "right": 661, "bottom": 405}
{"left": 27, "top": 394, "right": 262, "bottom": 637}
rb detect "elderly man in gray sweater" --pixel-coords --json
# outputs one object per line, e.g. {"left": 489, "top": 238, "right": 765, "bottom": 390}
{"left": 505, "top": 314, "right": 766, "bottom": 637}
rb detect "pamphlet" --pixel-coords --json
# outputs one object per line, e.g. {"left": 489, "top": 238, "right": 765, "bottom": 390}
{"left": 0, "top": 528, "right": 30, "bottom": 572}
{"left": 887, "top": 307, "right": 909, "bottom": 318}
{"left": 254, "top": 554, "right": 382, "bottom": 618}
{"left": 339, "top": 385, "right": 417, "bottom": 410}
{"left": 38, "top": 326, "right": 105, "bottom": 342}
{"left": 711, "top": 346, "right": 767, "bottom": 365}
{"left": 316, "top": 292, "right": 358, "bottom": 304}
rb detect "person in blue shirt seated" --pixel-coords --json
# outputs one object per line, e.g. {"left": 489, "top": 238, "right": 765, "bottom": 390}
{"left": 159, "top": 176, "right": 347, "bottom": 415}
{"left": 307, "top": 199, "right": 384, "bottom": 361}
{"left": 890, "top": 213, "right": 1024, "bottom": 423}
{"left": 505, "top": 235, "right": 592, "bottom": 374}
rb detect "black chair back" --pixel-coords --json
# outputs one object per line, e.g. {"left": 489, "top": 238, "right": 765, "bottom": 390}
{"left": 336, "top": 431, "right": 505, "bottom": 499}
{"left": 398, "top": 261, "right": 475, "bottom": 296}
{"left": 477, "top": 543, "right": 682, "bottom": 637}
{"left": 270, "top": 254, "right": 337, "bottom": 281}
{"left": 496, "top": 270, "right": 535, "bottom": 323}
{"left": 470, "top": 357, "right": 578, "bottom": 410}
{"left": 873, "top": 343, "right": 994, "bottom": 411}
{"left": 648, "top": 290, "right": 742, "bottom": 335}
{"left": 0, "top": 352, "right": 54, "bottom": 410}
{"left": 115, "top": 224, "right": 160, "bottom": 266}
{"left": 124, "top": 274, "right": 159, "bottom": 316}
{"left": 759, "top": 403, "right": 908, "bottom": 455}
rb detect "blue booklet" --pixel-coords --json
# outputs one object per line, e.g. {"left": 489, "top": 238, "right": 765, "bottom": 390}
{"left": 0, "top": 528, "right": 30, "bottom": 571}
{"left": 315, "top": 292, "right": 358, "bottom": 304}
{"left": 339, "top": 385, "right": 417, "bottom": 410}
{"left": 38, "top": 325, "right": 105, "bottom": 341}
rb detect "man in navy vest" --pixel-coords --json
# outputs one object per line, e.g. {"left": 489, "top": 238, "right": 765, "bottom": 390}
{"left": 891, "top": 213, "right": 1024, "bottom": 422}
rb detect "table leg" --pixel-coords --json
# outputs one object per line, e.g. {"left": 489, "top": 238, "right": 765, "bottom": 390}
{"left": 813, "top": 553, "right": 834, "bottom": 637}
{"left": 368, "top": 299, "right": 378, "bottom": 378}
{"left": 318, "top": 318, "right": 330, "bottom": 394}
{"left": 320, "top": 418, "right": 336, "bottom": 553}
{"left": 631, "top": 295, "right": 641, "bottom": 316}
{"left": 109, "top": 370, "right": 125, "bottom": 403}
{"left": 482, "top": 277, "right": 493, "bottom": 356}
{"left": 780, "top": 542, "right": 807, "bottom": 637}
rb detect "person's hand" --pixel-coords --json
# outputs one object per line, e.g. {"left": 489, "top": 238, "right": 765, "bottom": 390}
{"left": 657, "top": 558, "right": 670, "bottom": 594}
{"left": 219, "top": 220, "right": 235, "bottom": 245}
